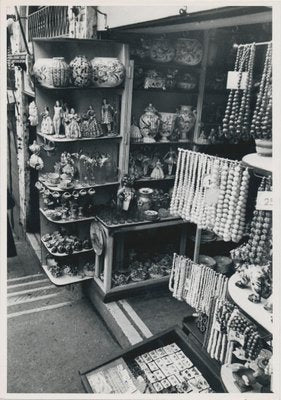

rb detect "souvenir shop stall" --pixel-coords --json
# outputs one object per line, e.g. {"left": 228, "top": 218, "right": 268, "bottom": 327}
{"left": 27, "top": 6, "right": 273, "bottom": 394}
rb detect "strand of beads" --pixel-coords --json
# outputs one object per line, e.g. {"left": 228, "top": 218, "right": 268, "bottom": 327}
{"left": 204, "top": 158, "right": 221, "bottom": 231}
{"left": 231, "top": 167, "right": 250, "bottom": 242}
{"left": 241, "top": 44, "right": 256, "bottom": 141}
{"left": 213, "top": 160, "right": 229, "bottom": 235}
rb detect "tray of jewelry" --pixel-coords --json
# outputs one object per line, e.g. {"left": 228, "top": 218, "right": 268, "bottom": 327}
{"left": 80, "top": 326, "right": 224, "bottom": 393}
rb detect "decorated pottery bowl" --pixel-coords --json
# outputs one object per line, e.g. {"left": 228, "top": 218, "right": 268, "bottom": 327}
{"left": 149, "top": 38, "right": 175, "bottom": 63}
{"left": 33, "top": 58, "right": 54, "bottom": 86}
{"left": 176, "top": 72, "right": 197, "bottom": 90}
{"left": 91, "top": 57, "right": 125, "bottom": 88}
{"left": 175, "top": 38, "right": 203, "bottom": 66}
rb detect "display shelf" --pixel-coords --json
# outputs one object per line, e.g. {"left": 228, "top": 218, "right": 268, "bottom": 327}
{"left": 42, "top": 264, "right": 93, "bottom": 286}
{"left": 35, "top": 82, "right": 124, "bottom": 92}
{"left": 135, "top": 175, "right": 175, "bottom": 183}
{"left": 37, "top": 131, "right": 122, "bottom": 143}
{"left": 228, "top": 273, "right": 272, "bottom": 333}
{"left": 134, "top": 60, "right": 201, "bottom": 71}
{"left": 110, "top": 275, "right": 169, "bottom": 292}
{"left": 242, "top": 153, "right": 272, "bottom": 176}
{"left": 39, "top": 179, "right": 120, "bottom": 192}
{"left": 130, "top": 141, "right": 188, "bottom": 146}
{"left": 40, "top": 208, "right": 96, "bottom": 224}
{"left": 41, "top": 239, "right": 93, "bottom": 257}
{"left": 133, "top": 88, "right": 198, "bottom": 95}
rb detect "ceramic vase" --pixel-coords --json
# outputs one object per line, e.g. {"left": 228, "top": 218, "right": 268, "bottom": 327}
{"left": 149, "top": 38, "right": 175, "bottom": 63}
{"left": 51, "top": 57, "right": 70, "bottom": 87}
{"left": 175, "top": 38, "right": 203, "bottom": 66}
{"left": 91, "top": 57, "right": 125, "bottom": 88}
{"left": 33, "top": 58, "right": 54, "bottom": 87}
{"left": 159, "top": 112, "right": 176, "bottom": 142}
{"left": 176, "top": 72, "right": 197, "bottom": 91}
{"left": 139, "top": 104, "right": 160, "bottom": 143}
{"left": 175, "top": 105, "right": 197, "bottom": 142}
{"left": 70, "top": 55, "right": 92, "bottom": 87}
{"left": 137, "top": 188, "right": 154, "bottom": 213}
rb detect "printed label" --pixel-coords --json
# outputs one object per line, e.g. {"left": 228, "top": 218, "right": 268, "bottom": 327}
{"left": 227, "top": 71, "right": 248, "bottom": 90}
{"left": 256, "top": 191, "right": 273, "bottom": 211}
{"left": 205, "top": 187, "right": 220, "bottom": 206}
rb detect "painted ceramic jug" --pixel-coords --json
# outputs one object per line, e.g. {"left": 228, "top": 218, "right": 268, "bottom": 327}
{"left": 139, "top": 104, "right": 160, "bottom": 143}
{"left": 175, "top": 105, "right": 197, "bottom": 142}
{"left": 51, "top": 57, "right": 70, "bottom": 87}
{"left": 91, "top": 57, "right": 125, "bottom": 87}
{"left": 69, "top": 55, "right": 91, "bottom": 87}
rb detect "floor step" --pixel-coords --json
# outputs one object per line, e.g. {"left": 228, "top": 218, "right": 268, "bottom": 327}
{"left": 7, "top": 280, "right": 55, "bottom": 294}
{"left": 7, "top": 273, "right": 45, "bottom": 286}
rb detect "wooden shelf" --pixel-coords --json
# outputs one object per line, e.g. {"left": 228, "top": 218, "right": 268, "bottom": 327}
{"left": 41, "top": 239, "right": 93, "bottom": 257}
{"left": 130, "top": 141, "right": 189, "bottom": 146}
{"left": 134, "top": 88, "right": 198, "bottom": 95}
{"left": 37, "top": 131, "right": 122, "bottom": 143}
{"left": 135, "top": 175, "right": 175, "bottom": 183}
{"left": 42, "top": 264, "right": 93, "bottom": 286}
{"left": 110, "top": 275, "right": 169, "bottom": 292}
{"left": 39, "top": 179, "right": 119, "bottom": 192}
{"left": 134, "top": 60, "right": 201, "bottom": 71}
{"left": 228, "top": 273, "right": 272, "bottom": 333}
{"left": 40, "top": 208, "right": 95, "bottom": 224}
{"left": 242, "top": 153, "right": 272, "bottom": 176}
{"left": 35, "top": 83, "right": 124, "bottom": 92}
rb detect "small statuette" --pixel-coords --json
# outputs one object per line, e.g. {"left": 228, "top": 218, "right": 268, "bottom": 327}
{"left": 41, "top": 106, "right": 54, "bottom": 135}
{"left": 28, "top": 101, "right": 38, "bottom": 126}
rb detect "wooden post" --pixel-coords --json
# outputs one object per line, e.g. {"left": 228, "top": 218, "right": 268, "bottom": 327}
{"left": 193, "top": 226, "right": 202, "bottom": 263}
{"left": 103, "top": 232, "right": 114, "bottom": 293}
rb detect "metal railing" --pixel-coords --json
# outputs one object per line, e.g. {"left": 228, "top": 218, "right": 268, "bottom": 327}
{"left": 28, "top": 6, "right": 69, "bottom": 41}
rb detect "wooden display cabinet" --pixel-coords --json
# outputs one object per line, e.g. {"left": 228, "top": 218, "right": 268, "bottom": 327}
{"left": 34, "top": 38, "right": 133, "bottom": 286}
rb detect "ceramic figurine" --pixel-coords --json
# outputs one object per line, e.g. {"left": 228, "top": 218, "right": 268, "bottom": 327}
{"left": 117, "top": 175, "right": 135, "bottom": 211}
{"left": 139, "top": 104, "right": 160, "bottom": 143}
{"left": 87, "top": 106, "right": 103, "bottom": 137}
{"left": 28, "top": 140, "right": 44, "bottom": 170}
{"left": 101, "top": 99, "right": 117, "bottom": 134}
{"left": 80, "top": 112, "right": 90, "bottom": 137}
{"left": 150, "top": 159, "right": 165, "bottom": 179}
{"left": 28, "top": 101, "right": 38, "bottom": 126}
{"left": 164, "top": 148, "right": 177, "bottom": 175}
{"left": 41, "top": 106, "right": 54, "bottom": 135}
{"left": 68, "top": 108, "right": 81, "bottom": 138}
{"left": 142, "top": 155, "right": 151, "bottom": 176}
{"left": 53, "top": 100, "right": 62, "bottom": 135}
{"left": 130, "top": 117, "right": 142, "bottom": 143}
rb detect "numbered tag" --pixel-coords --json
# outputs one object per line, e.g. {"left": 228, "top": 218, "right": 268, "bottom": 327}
{"left": 203, "top": 174, "right": 212, "bottom": 188}
{"left": 227, "top": 71, "right": 248, "bottom": 90}
{"left": 256, "top": 191, "right": 273, "bottom": 211}
{"left": 205, "top": 187, "right": 220, "bottom": 206}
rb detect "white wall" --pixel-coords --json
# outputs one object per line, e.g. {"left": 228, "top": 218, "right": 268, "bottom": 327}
{"left": 97, "top": 3, "right": 223, "bottom": 30}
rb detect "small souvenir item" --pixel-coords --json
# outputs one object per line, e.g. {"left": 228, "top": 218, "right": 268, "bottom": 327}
{"left": 28, "top": 101, "right": 38, "bottom": 126}
{"left": 130, "top": 117, "right": 142, "bottom": 143}
{"left": 151, "top": 159, "right": 165, "bottom": 180}
{"left": 117, "top": 175, "right": 135, "bottom": 211}
{"left": 144, "top": 69, "right": 166, "bottom": 90}
{"left": 101, "top": 99, "right": 117, "bottom": 134}
{"left": 164, "top": 148, "right": 177, "bottom": 175}
{"left": 87, "top": 106, "right": 103, "bottom": 137}
{"left": 67, "top": 108, "right": 81, "bottom": 138}
{"left": 53, "top": 100, "right": 62, "bottom": 136}
{"left": 41, "top": 106, "right": 54, "bottom": 135}
{"left": 139, "top": 104, "right": 160, "bottom": 142}
{"left": 69, "top": 55, "right": 91, "bottom": 87}
{"left": 28, "top": 140, "right": 44, "bottom": 170}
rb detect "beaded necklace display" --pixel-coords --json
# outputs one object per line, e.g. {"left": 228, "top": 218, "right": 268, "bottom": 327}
{"left": 222, "top": 43, "right": 256, "bottom": 143}
{"left": 250, "top": 42, "right": 272, "bottom": 140}
{"left": 170, "top": 149, "right": 250, "bottom": 242}
{"left": 169, "top": 254, "right": 228, "bottom": 316}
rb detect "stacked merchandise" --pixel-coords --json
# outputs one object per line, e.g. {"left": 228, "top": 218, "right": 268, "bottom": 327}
{"left": 170, "top": 149, "right": 250, "bottom": 242}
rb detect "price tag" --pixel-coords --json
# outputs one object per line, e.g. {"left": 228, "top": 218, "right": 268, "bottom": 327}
{"left": 205, "top": 187, "right": 220, "bottom": 206}
{"left": 203, "top": 174, "right": 212, "bottom": 188}
{"left": 227, "top": 71, "right": 248, "bottom": 90}
{"left": 256, "top": 191, "right": 273, "bottom": 211}
{"left": 228, "top": 329, "right": 245, "bottom": 346}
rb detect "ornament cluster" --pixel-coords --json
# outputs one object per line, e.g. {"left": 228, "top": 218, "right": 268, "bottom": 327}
{"left": 170, "top": 149, "right": 250, "bottom": 242}
{"left": 169, "top": 254, "right": 228, "bottom": 315}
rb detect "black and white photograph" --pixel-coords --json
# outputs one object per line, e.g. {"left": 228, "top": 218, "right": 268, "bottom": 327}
{"left": 1, "top": 2, "right": 281, "bottom": 398}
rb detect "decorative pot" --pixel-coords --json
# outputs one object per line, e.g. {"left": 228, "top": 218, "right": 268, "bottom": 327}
{"left": 51, "top": 57, "right": 70, "bottom": 87}
{"left": 69, "top": 55, "right": 91, "bottom": 87}
{"left": 91, "top": 57, "right": 125, "bottom": 88}
{"left": 175, "top": 105, "right": 197, "bottom": 142}
{"left": 149, "top": 38, "right": 175, "bottom": 63}
{"left": 159, "top": 112, "right": 176, "bottom": 142}
{"left": 255, "top": 139, "right": 272, "bottom": 157}
{"left": 176, "top": 72, "right": 197, "bottom": 91}
{"left": 137, "top": 188, "right": 154, "bottom": 213}
{"left": 144, "top": 69, "right": 166, "bottom": 90}
{"left": 175, "top": 38, "right": 203, "bottom": 66}
{"left": 139, "top": 104, "right": 160, "bottom": 143}
{"left": 130, "top": 121, "right": 143, "bottom": 143}
{"left": 33, "top": 58, "right": 54, "bottom": 86}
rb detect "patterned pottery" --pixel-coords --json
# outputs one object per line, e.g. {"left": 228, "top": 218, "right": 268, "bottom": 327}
{"left": 137, "top": 188, "right": 154, "bottom": 213}
{"left": 175, "top": 105, "right": 197, "bottom": 142}
{"left": 159, "top": 112, "right": 176, "bottom": 141}
{"left": 139, "top": 104, "right": 161, "bottom": 143}
{"left": 51, "top": 57, "right": 70, "bottom": 87}
{"left": 33, "top": 58, "right": 54, "bottom": 86}
{"left": 149, "top": 38, "right": 175, "bottom": 63}
{"left": 69, "top": 55, "right": 92, "bottom": 87}
{"left": 176, "top": 72, "right": 197, "bottom": 91}
{"left": 91, "top": 57, "right": 125, "bottom": 88}
{"left": 175, "top": 38, "right": 203, "bottom": 66}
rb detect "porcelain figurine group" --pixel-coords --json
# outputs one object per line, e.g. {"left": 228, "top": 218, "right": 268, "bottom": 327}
{"left": 39, "top": 99, "right": 117, "bottom": 138}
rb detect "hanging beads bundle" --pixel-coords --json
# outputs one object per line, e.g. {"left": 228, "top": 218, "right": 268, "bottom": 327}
{"left": 222, "top": 43, "right": 256, "bottom": 143}
{"left": 169, "top": 254, "right": 228, "bottom": 316}
{"left": 205, "top": 300, "right": 264, "bottom": 364}
{"left": 250, "top": 42, "right": 272, "bottom": 140}
{"left": 231, "top": 176, "right": 272, "bottom": 265}
{"left": 170, "top": 149, "right": 250, "bottom": 242}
